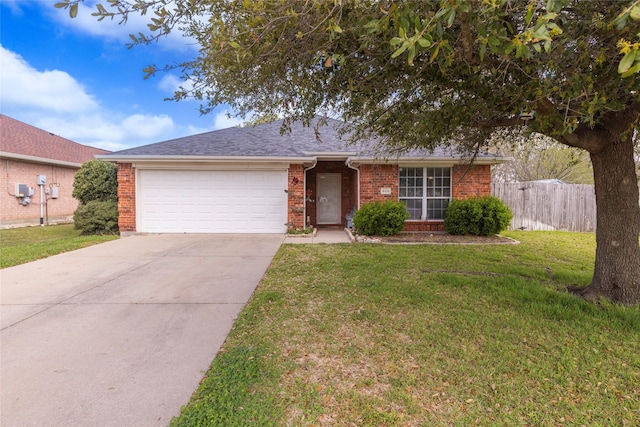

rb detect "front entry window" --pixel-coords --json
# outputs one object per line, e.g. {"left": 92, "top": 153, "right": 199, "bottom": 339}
{"left": 399, "top": 167, "right": 451, "bottom": 220}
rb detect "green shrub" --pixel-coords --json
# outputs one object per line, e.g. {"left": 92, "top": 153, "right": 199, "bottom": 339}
{"left": 73, "top": 160, "right": 118, "bottom": 235}
{"left": 444, "top": 196, "right": 512, "bottom": 236}
{"left": 353, "top": 200, "right": 409, "bottom": 236}
{"left": 74, "top": 200, "right": 119, "bottom": 235}
{"left": 73, "top": 160, "right": 118, "bottom": 204}
{"left": 444, "top": 198, "right": 483, "bottom": 236}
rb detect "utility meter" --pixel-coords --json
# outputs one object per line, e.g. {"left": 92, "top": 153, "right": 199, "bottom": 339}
{"left": 36, "top": 175, "right": 47, "bottom": 185}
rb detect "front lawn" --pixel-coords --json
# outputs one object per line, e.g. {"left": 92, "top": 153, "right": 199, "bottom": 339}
{"left": 0, "top": 224, "right": 118, "bottom": 268}
{"left": 171, "top": 231, "right": 640, "bottom": 426}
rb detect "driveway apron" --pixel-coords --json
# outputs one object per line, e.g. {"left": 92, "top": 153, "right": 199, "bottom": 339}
{"left": 0, "top": 234, "right": 284, "bottom": 427}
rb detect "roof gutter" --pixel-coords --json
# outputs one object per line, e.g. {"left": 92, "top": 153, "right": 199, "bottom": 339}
{"left": 0, "top": 151, "right": 83, "bottom": 168}
{"left": 303, "top": 160, "right": 318, "bottom": 230}
{"left": 95, "top": 154, "right": 315, "bottom": 163}
{"left": 347, "top": 156, "right": 512, "bottom": 166}
{"left": 345, "top": 158, "right": 360, "bottom": 210}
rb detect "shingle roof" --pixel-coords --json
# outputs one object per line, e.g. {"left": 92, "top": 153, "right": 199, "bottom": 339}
{"left": 103, "top": 117, "right": 504, "bottom": 162}
{"left": 107, "top": 118, "right": 361, "bottom": 157}
{"left": 0, "top": 114, "right": 109, "bottom": 164}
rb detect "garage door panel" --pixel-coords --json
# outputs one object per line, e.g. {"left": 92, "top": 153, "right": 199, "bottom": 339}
{"left": 139, "top": 170, "right": 287, "bottom": 233}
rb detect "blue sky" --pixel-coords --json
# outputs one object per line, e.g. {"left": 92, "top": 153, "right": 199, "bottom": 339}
{"left": 1, "top": 0, "right": 243, "bottom": 151}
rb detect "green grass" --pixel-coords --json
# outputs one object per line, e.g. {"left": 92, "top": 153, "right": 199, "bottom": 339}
{"left": 171, "top": 231, "right": 640, "bottom": 426}
{"left": 0, "top": 224, "right": 118, "bottom": 268}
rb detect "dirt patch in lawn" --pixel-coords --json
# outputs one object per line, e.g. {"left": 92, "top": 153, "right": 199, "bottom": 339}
{"left": 355, "top": 232, "right": 519, "bottom": 245}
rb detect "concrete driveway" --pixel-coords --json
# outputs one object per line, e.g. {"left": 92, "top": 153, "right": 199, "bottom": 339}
{"left": 0, "top": 234, "right": 284, "bottom": 427}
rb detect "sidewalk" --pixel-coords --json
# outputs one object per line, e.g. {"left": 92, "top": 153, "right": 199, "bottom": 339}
{"left": 284, "top": 227, "right": 353, "bottom": 244}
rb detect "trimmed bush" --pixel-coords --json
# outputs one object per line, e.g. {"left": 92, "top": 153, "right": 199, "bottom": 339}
{"left": 73, "top": 160, "right": 118, "bottom": 235}
{"left": 444, "top": 198, "right": 484, "bottom": 236}
{"left": 74, "top": 200, "right": 119, "bottom": 235}
{"left": 444, "top": 196, "right": 512, "bottom": 236}
{"left": 353, "top": 200, "right": 409, "bottom": 236}
{"left": 73, "top": 160, "right": 118, "bottom": 204}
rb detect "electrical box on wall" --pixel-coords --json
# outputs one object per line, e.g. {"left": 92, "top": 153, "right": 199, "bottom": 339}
{"left": 15, "top": 184, "right": 28, "bottom": 197}
{"left": 36, "top": 175, "right": 47, "bottom": 185}
{"left": 51, "top": 187, "right": 59, "bottom": 199}
{"left": 29, "top": 187, "right": 35, "bottom": 196}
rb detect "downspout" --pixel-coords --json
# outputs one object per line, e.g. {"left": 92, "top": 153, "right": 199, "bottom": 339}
{"left": 303, "top": 160, "right": 317, "bottom": 229}
{"left": 346, "top": 158, "right": 360, "bottom": 210}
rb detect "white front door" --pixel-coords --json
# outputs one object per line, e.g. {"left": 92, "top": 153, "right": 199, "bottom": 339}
{"left": 316, "top": 173, "right": 341, "bottom": 224}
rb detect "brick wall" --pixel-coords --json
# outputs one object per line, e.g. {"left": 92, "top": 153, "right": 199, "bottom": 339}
{"left": 357, "top": 163, "right": 492, "bottom": 232}
{"left": 359, "top": 164, "right": 399, "bottom": 203}
{"left": 306, "top": 161, "right": 357, "bottom": 226}
{"left": 0, "top": 158, "right": 79, "bottom": 227}
{"left": 117, "top": 163, "right": 136, "bottom": 232}
{"left": 452, "top": 164, "right": 492, "bottom": 199}
{"left": 287, "top": 164, "right": 305, "bottom": 229}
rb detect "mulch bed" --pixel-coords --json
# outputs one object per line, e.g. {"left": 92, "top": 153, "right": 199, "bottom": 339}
{"left": 356, "top": 232, "right": 519, "bottom": 245}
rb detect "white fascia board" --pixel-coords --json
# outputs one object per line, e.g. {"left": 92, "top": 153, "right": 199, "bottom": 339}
{"left": 303, "top": 151, "right": 358, "bottom": 159}
{"left": 0, "top": 151, "right": 82, "bottom": 168}
{"left": 104, "top": 156, "right": 315, "bottom": 171}
{"left": 348, "top": 156, "right": 512, "bottom": 166}
{"left": 96, "top": 155, "right": 314, "bottom": 163}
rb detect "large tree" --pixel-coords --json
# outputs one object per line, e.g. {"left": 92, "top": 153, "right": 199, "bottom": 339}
{"left": 60, "top": 0, "right": 640, "bottom": 304}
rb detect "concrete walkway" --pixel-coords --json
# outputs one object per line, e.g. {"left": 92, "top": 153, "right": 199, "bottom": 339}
{"left": 0, "top": 234, "right": 284, "bottom": 427}
{"left": 283, "top": 227, "right": 353, "bottom": 244}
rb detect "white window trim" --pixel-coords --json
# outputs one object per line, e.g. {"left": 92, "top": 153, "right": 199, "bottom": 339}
{"left": 399, "top": 166, "right": 452, "bottom": 221}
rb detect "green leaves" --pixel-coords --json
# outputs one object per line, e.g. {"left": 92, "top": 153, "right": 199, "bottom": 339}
{"left": 613, "top": 1, "right": 640, "bottom": 77}
{"left": 54, "top": 0, "right": 78, "bottom": 18}
{"left": 618, "top": 50, "right": 640, "bottom": 77}
{"left": 69, "top": 2, "right": 78, "bottom": 18}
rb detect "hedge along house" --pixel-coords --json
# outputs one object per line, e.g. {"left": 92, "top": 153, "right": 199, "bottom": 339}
{"left": 100, "top": 118, "right": 508, "bottom": 234}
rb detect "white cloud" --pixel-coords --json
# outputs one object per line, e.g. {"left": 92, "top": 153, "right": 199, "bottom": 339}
{"left": 33, "top": 114, "right": 175, "bottom": 151}
{"left": 0, "top": 45, "right": 179, "bottom": 151}
{"left": 47, "top": 0, "right": 198, "bottom": 52}
{"left": 158, "top": 73, "right": 196, "bottom": 95}
{"left": 122, "top": 114, "right": 175, "bottom": 139}
{"left": 212, "top": 111, "right": 244, "bottom": 129}
{"left": 1, "top": 45, "right": 99, "bottom": 113}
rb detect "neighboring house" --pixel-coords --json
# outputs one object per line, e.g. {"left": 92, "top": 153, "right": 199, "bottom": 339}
{"left": 100, "top": 118, "right": 508, "bottom": 234}
{"left": 0, "top": 115, "right": 110, "bottom": 228}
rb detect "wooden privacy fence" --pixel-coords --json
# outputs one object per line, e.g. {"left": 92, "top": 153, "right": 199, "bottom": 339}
{"left": 491, "top": 182, "right": 598, "bottom": 232}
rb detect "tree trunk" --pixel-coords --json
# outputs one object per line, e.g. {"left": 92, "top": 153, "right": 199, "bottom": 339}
{"left": 574, "top": 133, "right": 640, "bottom": 305}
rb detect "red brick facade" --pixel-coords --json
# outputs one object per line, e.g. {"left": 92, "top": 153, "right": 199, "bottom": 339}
{"left": 287, "top": 164, "right": 305, "bottom": 229}
{"left": 117, "top": 163, "right": 136, "bottom": 232}
{"left": 1, "top": 114, "right": 109, "bottom": 228}
{"left": 114, "top": 161, "right": 493, "bottom": 233}
{"left": 305, "top": 161, "right": 357, "bottom": 227}
{"left": 0, "top": 159, "right": 79, "bottom": 227}
{"left": 359, "top": 164, "right": 399, "bottom": 204}
{"left": 452, "top": 164, "right": 492, "bottom": 199}
{"left": 357, "top": 163, "right": 492, "bottom": 232}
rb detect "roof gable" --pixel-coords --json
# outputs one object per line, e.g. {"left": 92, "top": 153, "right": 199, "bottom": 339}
{"left": 0, "top": 114, "right": 109, "bottom": 164}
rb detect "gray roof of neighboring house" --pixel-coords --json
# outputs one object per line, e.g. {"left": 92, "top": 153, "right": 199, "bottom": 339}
{"left": 102, "top": 117, "right": 506, "bottom": 162}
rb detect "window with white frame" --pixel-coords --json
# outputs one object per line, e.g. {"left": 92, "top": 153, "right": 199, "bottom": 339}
{"left": 399, "top": 167, "right": 451, "bottom": 220}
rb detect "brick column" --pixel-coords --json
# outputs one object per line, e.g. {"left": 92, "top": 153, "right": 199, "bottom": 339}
{"left": 287, "top": 164, "right": 305, "bottom": 229}
{"left": 117, "top": 163, "right": 136, "bottom": 232}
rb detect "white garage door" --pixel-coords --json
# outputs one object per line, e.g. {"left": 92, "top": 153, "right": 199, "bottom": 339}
{"left": 138, "top": 169, "right": 288, "bottom": 233}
